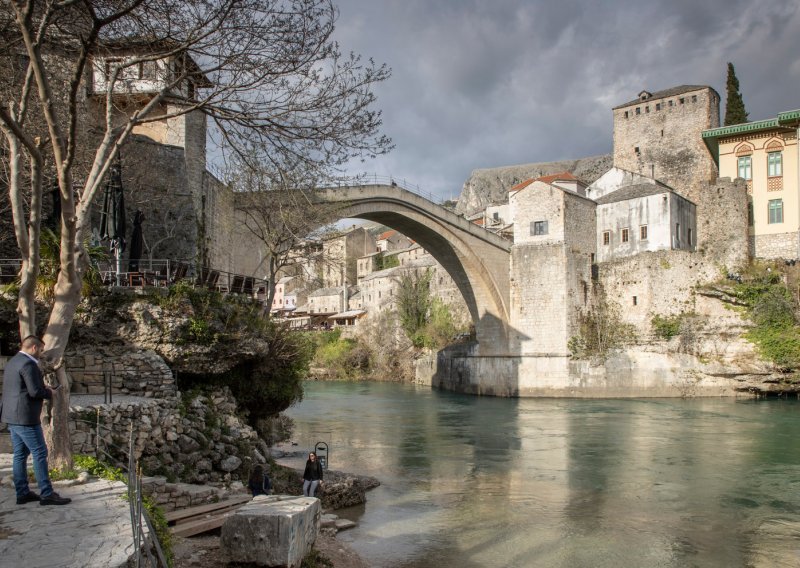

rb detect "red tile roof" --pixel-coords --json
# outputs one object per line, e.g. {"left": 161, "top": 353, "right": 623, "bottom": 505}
{"left": 509, "top": 172, "right": 579, "bottom": 193}
{"left": 536, "top": 171, "right": 578, "bottom": 184}
{"left": 472, "top": 218, "right": 485, "bottom": 225}
{"left": 377, "top": 230, "right": 396, "bottom": 240}
{"left": 509, "top": 178, "right": 535, "bottom": 192}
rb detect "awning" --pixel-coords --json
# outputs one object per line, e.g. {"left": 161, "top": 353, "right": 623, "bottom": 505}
{"left": 328, "top": 309, "right": 367, "bottom": 320}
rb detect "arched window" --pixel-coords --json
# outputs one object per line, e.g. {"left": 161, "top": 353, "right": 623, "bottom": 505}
{"left": 735, "top": 143, "right": 754, "bottom": 181}
{"left": 766, "top": 140, "right": 783, "bottom": 177}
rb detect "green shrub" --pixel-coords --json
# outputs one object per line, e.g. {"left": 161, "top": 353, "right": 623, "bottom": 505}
{"left": 313, "top": 336, "right": 371, "bottom": 378}
{"left": 651, "top": 314, "right": 683, "bottom": 339}
{"left": 73, "top": 454, "right": 125, "bottom": 482}
{"left": 185, "top": 316, "right": 215, "bottom": 344}
{"left": 569, "top": 295, "right": 637, "bottom": 360}
{"left": 143, "top": 495, "right": 173, "bottom": 568}
{"left": 724, "top": 262, "right": 800, "bottom": 370}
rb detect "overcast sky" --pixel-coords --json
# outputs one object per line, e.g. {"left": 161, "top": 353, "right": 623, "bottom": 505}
{"left": 332, "top": 0, "right": 800, "bottom": 201}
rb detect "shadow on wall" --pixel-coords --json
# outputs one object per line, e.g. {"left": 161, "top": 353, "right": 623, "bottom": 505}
{"left": 430, "top": 313, "right": 529, "bottom": 396}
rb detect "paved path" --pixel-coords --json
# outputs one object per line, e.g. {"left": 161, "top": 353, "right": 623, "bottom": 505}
{"left": 0, "top": 454, "right": 142, "bottom": 568}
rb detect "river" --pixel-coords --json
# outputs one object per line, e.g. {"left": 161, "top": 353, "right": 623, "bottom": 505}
{"left": 284, "top": 381, "right": 800, "bottom": 568}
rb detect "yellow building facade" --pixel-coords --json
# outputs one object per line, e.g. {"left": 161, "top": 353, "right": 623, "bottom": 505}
{"left": 703, "top": 110, "right": 800, "bottom": 259}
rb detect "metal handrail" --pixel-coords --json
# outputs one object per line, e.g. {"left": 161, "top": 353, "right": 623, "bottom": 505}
{"left": 316, "top": 174, "right": 447, "bottom": 205}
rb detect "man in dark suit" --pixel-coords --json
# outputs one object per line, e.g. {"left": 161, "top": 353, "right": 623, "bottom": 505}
{"left": 1, "top": 335, "right": 71, "bottom": 505}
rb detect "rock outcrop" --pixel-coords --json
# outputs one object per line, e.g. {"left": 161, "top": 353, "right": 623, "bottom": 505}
{"left": 456, "top": 154, "right": 612, "bottom": 216}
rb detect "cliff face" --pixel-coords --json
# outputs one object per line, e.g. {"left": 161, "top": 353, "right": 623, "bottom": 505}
{"left": 456, "top": 154, "right": 612, "bottom": 216}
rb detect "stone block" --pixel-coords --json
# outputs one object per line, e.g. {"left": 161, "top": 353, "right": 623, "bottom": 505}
{"left": 221, "top": 496, "right": 320, "bottom": 567}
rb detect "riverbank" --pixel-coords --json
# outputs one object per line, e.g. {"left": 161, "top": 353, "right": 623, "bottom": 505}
{"left": 171, "top": 447, "right": 377, "bottom": 568}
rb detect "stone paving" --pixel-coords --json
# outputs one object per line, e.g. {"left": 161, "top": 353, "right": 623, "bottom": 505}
{"left": 0, "top": 454, "right": 143, "bottom": 568}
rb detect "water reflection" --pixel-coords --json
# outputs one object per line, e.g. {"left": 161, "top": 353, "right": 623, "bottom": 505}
{"left": 286, "top": 383, "right": 800, "bottom": 568}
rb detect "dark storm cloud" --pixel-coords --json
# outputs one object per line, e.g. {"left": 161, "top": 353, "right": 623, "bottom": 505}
{"left": 334, "top": 0, "right": 800, "bottom": 199}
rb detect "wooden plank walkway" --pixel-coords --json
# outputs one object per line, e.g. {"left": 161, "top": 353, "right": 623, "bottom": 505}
{"left": 167, "top": 494, "right": 252, "bottom": 537}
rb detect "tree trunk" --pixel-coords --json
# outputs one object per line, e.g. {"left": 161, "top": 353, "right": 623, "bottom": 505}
{"left": 42, "top": 366, "right": 72, "bottom": 470}
{"left": 40, "top": 274, "right": 83, "bottom": 469}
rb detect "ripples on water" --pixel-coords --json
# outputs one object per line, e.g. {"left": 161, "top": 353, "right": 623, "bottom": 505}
{"left": 285, "top": 382, "right": 800, "bottom": 568}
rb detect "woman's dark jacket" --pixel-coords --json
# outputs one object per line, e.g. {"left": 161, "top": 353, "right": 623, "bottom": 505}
{"left": 303, "top": 459, "right": 323, "bottom": 481}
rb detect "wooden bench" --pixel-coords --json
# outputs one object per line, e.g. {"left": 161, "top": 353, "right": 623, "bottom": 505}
{"left": 167, "top": 494, "right": 252, "bottom": 537}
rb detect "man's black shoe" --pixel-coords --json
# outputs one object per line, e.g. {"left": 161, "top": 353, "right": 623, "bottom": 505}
{"left": 16, "top": 492, "right": 40, "bottom": 505}
{"left": 40, "top": 492, "right": 71, "bottom": 506}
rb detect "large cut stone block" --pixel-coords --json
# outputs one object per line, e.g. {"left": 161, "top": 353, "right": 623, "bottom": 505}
{"left": 221, "top": 496, "right": 320, "bottom": 567}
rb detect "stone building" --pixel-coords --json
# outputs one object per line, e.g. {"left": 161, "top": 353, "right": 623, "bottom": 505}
{"left": 595, "top": 181, "right": 696, "bottom": 263}
{"left": 612, "top": 85, "right": 720, "bottom": 203}
{"left": 321, "top": 227, "right": 375, "bottom": 287}
{"left": 308, "top": 287, "right": 346, "bottom": 316}
{"left": 356, "top": 251, "right": 383, "bottom": 282}
{"left": 376, "top": 230, "right": 412, "bottom": 252}
{"left": 702, "top": 109, "right": 800, "bottom": 258}
{"left": 87, "top": 49, "right": 216, "bottom": 267}
{"left": 508, "top": 178, "right": 596, "bottom": 355}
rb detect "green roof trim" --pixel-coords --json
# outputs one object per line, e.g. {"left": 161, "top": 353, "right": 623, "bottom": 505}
{"left": 702, "top": 118, "right": 780, "bottom": 140}
{"left": 702, "top": 109, "right": 800, "bottom": 166}
{"left": 778, "top": 109, "right": 800, "bottom": 124}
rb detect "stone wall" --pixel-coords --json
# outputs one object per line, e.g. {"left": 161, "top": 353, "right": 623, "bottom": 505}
{"left": 753, "top": 232, "right": 800, "bottom": 260}
{"left": 66, "top": 346, "right": 176, "bottom": 398}
{"left": 207, "top": 174, "right": 238, "bottom": 275}
{"left": 597, "top": 250, "right": 718, "bottom": 332}
{"left": 696, "top": 177, "right": 749, "bottom": 269}
{"left": 69, "top": 389, "right": 268, "bottom": 486}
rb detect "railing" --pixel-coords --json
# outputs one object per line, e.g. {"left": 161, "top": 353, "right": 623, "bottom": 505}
{"left": 66, "top": 413, "right": 168, "bottom": 567}
{"left": 93, "top": 258, "right": 270, "bottom": 300}
{"left": 317, "top": 174, "right": 447, "bottom": 205}
{"left": 0, "top": 259, "right": 22, "bottom": 284}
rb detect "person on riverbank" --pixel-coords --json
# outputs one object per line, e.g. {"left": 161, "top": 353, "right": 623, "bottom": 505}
{"left": 248, "top": 464, "right": 272, "bottom": 497}
{"left": 302, "top": 452, "right": 323, "bottom": 497}
{"left": 0, "top": 336, "right": 71, "bottom": 506}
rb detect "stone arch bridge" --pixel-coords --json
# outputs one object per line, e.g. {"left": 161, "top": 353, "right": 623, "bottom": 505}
{"left": 312, "top": 184, "right": 511, "bottom": 354}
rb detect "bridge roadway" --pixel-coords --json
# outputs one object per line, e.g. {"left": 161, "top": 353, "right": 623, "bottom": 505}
{"left": 312, "top": 184, "right": 511, "bottom": 353}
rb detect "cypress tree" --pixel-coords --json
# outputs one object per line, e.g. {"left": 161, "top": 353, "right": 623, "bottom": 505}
{"left": 724, "top": 62, "right": 749, "bottom": 125}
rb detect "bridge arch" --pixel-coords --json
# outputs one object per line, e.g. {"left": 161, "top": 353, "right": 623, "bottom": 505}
{"left": 314, "top": 185, "right": 511, "bottom": 354}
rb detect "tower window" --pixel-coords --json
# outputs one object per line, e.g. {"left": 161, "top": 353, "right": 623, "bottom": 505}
{"left": 621, "top": 228, "right": 629, "bottom": 243}
{"left": 531, "top": 220, "right": 548, "bottom": 236}
{"left": 640, "top": 225, "right": 648, "bottom": 240}
{"left": 603, "top": 231, "right": 610, "bottom": 245}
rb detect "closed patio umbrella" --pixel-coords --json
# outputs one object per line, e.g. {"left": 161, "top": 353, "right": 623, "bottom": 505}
{"left": 47, "top": 178, "right": 61, "bottom": 230}
{"left": 128, "top": 210, "right": 144, "bottom": 273}
{"left": 100, "top": 161, "right": 126, "bottom": 284}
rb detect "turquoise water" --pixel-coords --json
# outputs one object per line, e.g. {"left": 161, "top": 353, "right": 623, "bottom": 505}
{"left": 285, "top": 381, "right": 800, "bottom": 567}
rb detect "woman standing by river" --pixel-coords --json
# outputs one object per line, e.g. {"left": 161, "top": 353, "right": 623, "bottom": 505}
{"left": 302, "top": 452, "right": 323, "bottom": 497}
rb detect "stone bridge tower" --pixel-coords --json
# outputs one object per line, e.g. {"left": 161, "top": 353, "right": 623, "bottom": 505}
{"left": 612, "top": 85, "right": 720, "bottom": 203}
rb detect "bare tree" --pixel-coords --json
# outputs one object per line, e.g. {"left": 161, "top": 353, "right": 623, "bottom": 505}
{"left": 231, "top": 162, "right": 343, "bottom": 309}
{"left": 0, "top": 0, "right": 391, "bottom": 467}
